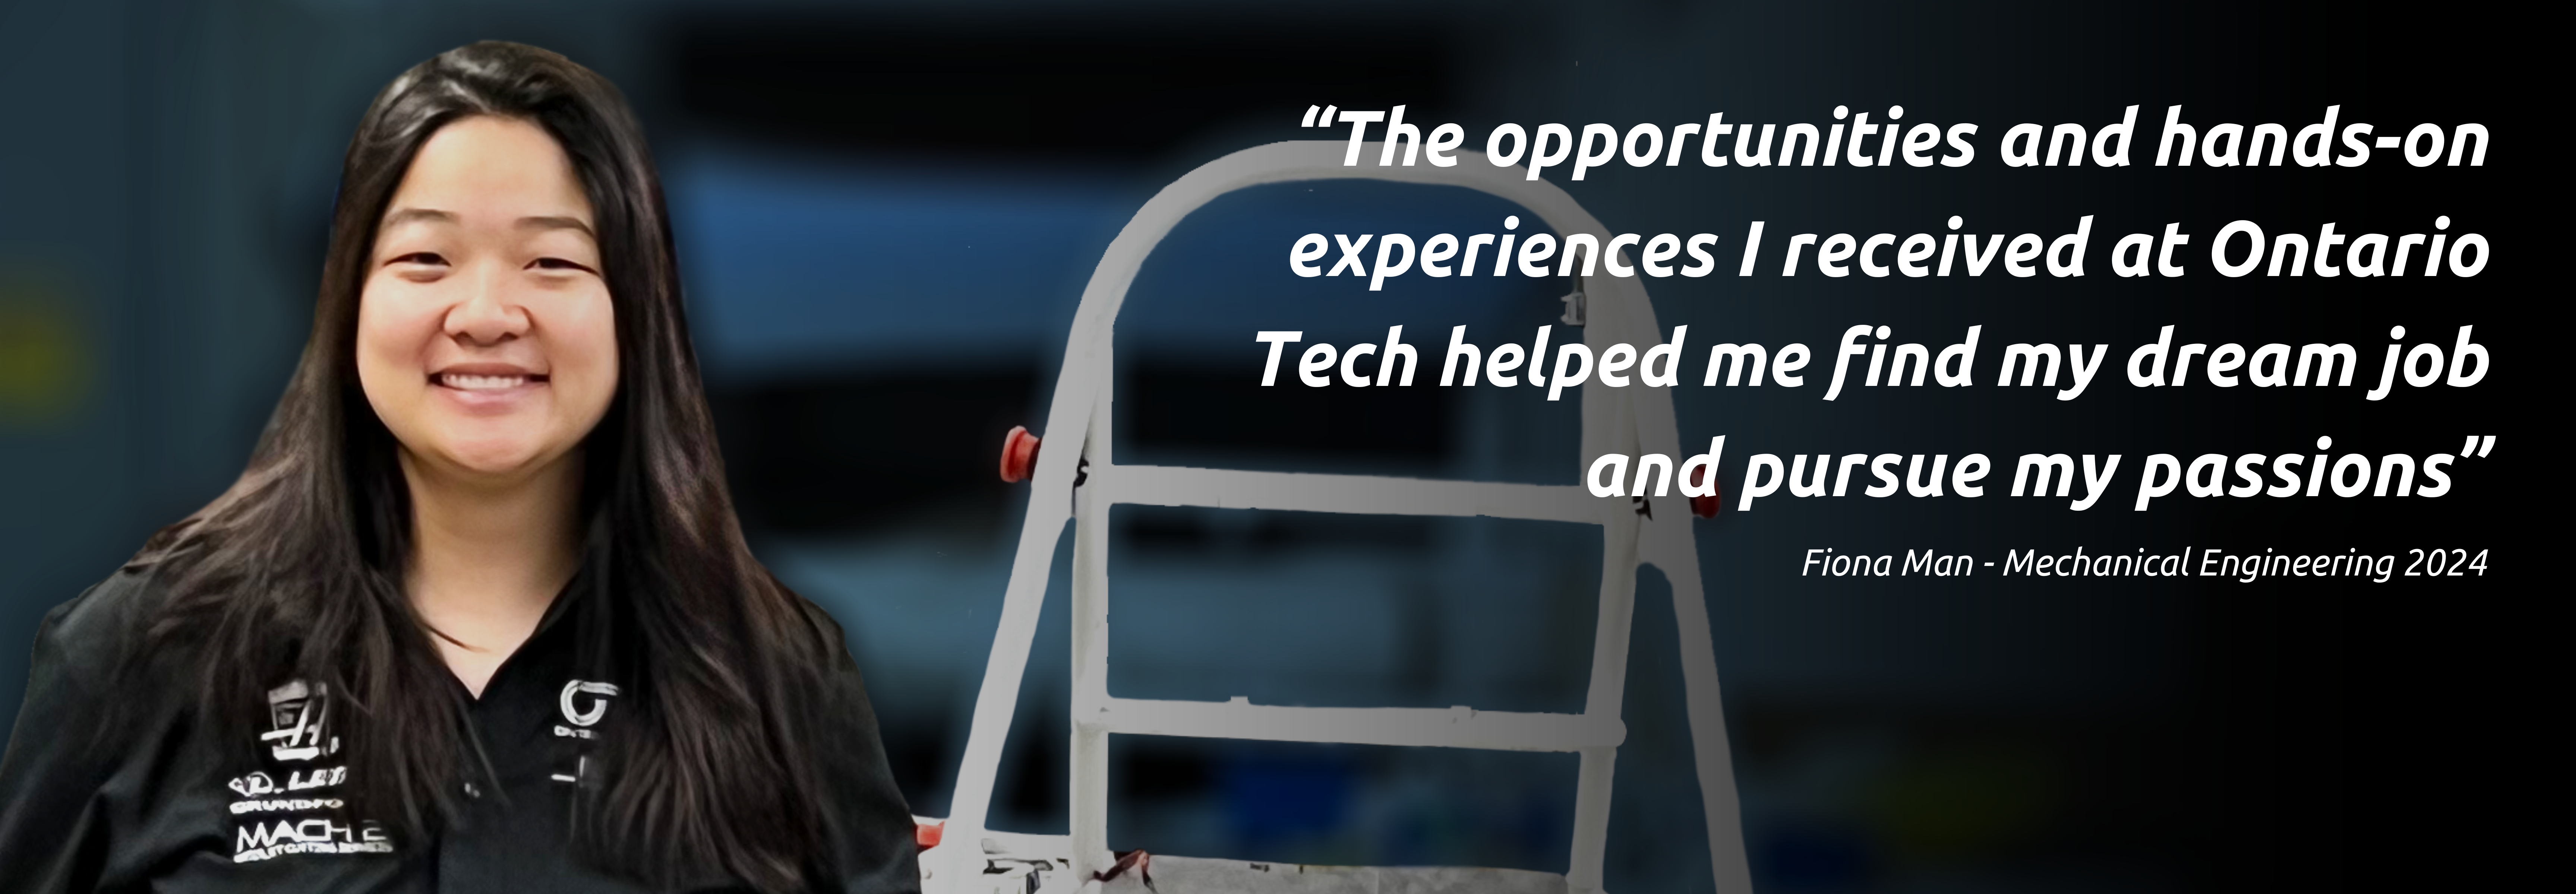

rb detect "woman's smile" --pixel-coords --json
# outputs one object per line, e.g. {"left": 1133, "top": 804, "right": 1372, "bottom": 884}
{"left": 429, "top": 362, "right": 552, "bottom": 412}
{"left": 434, "top": 371, "right": 544, "bottom": 390}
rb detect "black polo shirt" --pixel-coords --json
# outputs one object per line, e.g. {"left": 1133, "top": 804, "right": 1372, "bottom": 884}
{"left": 0, "top": 565, "right": 921, "bottom": 893}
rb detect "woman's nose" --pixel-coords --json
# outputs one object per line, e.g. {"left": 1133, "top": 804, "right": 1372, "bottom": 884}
{"left": 444, "top": 272, "right": 530, "bottom": 345}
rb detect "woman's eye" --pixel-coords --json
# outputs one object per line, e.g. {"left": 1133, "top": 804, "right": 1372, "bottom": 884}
{"left": 389, "top": 251, "right": 446, "bottom": 266}
{"left": 531, "top": 257, "right": 599, "bottom": 274}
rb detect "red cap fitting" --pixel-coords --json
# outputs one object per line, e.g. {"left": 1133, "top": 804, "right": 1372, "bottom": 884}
{"left": 999, "top": 426, "right": 1042, "bottom": 483}
{"left": 1688, "top": 465, "right": 1720, "bottom": 518}
{"left": 915, "top": 819, "right": 944, "bottom": 852}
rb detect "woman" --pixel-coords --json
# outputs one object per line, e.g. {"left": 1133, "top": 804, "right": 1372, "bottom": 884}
{"left": 0, "top": 42, "right": 918, "bottom": 892}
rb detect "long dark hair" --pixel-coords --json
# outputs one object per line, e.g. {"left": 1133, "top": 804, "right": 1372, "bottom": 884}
{"left": 134, "top": 41, "right": 834, "bottom": 890}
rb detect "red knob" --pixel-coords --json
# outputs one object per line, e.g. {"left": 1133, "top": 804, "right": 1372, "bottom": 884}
{"left": 999, "top": 426, "right": 1041, "bottom": 483}
{"left": 1687, "top": 465, "right": 1720, "bottom": 518}
{"left": 915, "top": 819, "right": 944, "bottom": 852}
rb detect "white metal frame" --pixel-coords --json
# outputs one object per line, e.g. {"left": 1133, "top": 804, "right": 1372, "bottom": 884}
{"left": 926, "top": 140, "right": 1752, "bottom": 894}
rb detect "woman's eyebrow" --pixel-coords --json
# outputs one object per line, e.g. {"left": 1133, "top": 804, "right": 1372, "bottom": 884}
{"left": 517, "top": 215, "right": 595, "bottom": 238}
{"left": 380, "top": 207, "right": 456, "bottom": 229}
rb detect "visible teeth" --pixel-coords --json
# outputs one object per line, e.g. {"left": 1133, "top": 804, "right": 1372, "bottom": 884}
{"left": 442, "top": 374, "right": 528, "bottom": 390}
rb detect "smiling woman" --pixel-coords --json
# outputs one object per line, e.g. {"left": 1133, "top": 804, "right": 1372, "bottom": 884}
{"left": 357, "top": 115, "right": 622, "bottom": 697}
{"left": 0, "top": 42, "right": 918, "bottom": 893}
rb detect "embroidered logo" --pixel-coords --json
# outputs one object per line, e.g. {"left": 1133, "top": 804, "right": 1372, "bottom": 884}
{"left": 555, "top": 680, "right": 618, "bottom": 740}
{"left": 223, "top": 681, "right": 385, "bottom": 863}
{"left": 233, "top": 818, "right": 393, "bottom": 862}
{"left": 226, "top": 772, "right": 277, "bottom": 798}
{"left": 261, "top": 680, "right": 338, "bottom": 762}
{"left": 229, "top": 797, "right": 344, "bottom": 815}
{"left": 224, "top": 766, "right": 344, "bottom": 799}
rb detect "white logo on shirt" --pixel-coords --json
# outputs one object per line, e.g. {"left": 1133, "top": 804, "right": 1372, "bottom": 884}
{"left": 227, "top": 772, "right": 277, "bottom": 797}
{"left": 224, "top": 685, "right": 385, "bottom": 863}
{"left": 233, "top": 818, "right": 392, "bottom": 862}
{"left": 223, "top": 766, "right": 345, "bottom": 797}
{"left": 229, "top": 797, "right": 345, "bottom": 815}
{"left": 555, "top": 680, "right": 618, "bottom": 739}
{"left": 261, "top": 680, "right": 338, "bottom": 762}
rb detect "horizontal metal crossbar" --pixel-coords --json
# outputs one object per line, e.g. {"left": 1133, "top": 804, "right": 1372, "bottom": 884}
{"left": 1096, "top": 464, "right": 1604, "bottom": 526}
{"left": 1078, "top": 696, "right": 1625, "bottom": 752}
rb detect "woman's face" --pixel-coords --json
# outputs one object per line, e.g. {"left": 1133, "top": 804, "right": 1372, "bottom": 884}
{"left": 357, "top": 115, "right": 618, "bottom": 482}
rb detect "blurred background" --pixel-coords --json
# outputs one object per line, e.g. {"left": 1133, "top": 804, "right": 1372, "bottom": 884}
{"left": 0, "top": 2, "right": 2526, "bottom": 891}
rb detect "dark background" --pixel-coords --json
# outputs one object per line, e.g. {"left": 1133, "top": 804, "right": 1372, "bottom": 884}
{"left": 0, "top": 2, "right": 2532, "bottom": 891}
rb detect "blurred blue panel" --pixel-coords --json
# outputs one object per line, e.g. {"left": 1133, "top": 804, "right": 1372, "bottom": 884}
{"left": 1221, "top": 753, "right": 1354, "bottom": 843}
{"left": 668, "top": 153, "right": 1133, "bottom": 382}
